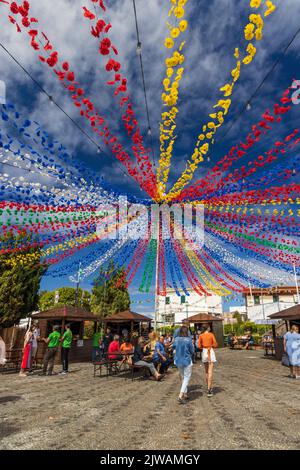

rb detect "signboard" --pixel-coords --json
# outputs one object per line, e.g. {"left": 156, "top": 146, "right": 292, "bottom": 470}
{"left": 0, "top": 80, "right": 6, "bottom": 104}
{"left": 254, "top": 319, "right": 279, "bottom": 325}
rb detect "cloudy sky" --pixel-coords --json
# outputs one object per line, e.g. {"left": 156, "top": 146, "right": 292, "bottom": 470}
{"left": 0, "top": 0, "right": 300, "bottom": 314}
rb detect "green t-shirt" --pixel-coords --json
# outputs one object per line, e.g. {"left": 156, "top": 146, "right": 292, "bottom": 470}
{"left": 48, "top": 331, "right": 61, "bottom": 348}
{"left": 62, "top": 329, "right": 73, "bottom": 349}
{"left": 92, "top": 331, "right": 102, "bottom": 347}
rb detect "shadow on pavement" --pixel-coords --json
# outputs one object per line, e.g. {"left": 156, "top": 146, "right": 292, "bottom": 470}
{"left": 213, "top": 386, "right": 225, "bottom": 395}
{"left": 260, "top": 355, "right": 277, "bottom": 361}
{"left": 0, "top": 395, "right": 22, "bottom": 404}
{"left": 0, "top": 422, "right": 19, "bottom": 439}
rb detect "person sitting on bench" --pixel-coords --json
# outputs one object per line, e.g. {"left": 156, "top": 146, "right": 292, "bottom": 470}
{"left": 120, "top": 337, "right": 134, "bottom": 354}
{"left": 153, "top": 336, "right": 172, "bottom": 374}
{"left": 133, "top": 336, "right": 163, "bottom": 381}
{"left": 228, "top": 332, "right": 238, "bottom": 349}
{"left": 243, "top": 333, "right": 254, "bottom": 350}
{"left": 108, "top": 335, "right": 122, "bottom": 360}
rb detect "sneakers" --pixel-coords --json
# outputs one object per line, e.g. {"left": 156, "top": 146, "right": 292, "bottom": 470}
{"left": 207, "top": 388, "right": 213, "bottom": 397}
{"left": 59, "top": 371, "right": 68, "bottom": 375}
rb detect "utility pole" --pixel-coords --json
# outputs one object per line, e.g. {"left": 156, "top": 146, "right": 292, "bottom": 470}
{"left": 75, "top": 262, "right": 82, "bottom": 308}
{"left": 186, "top": 299, "right": 189, "bottom": 320}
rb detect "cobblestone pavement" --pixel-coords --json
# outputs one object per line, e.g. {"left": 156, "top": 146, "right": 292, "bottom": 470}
{"left": 1, "top": 348, "right": 300, "bottom": 450}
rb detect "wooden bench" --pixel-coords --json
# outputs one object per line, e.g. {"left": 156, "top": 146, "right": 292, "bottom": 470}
{"left": 93, "top": 358, "right": 119, "bottom": 378}
{"left": 0, "top": 349, "right": 22, "bottom": 373}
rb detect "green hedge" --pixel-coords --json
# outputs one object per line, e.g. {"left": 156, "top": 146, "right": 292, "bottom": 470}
{"left": 224, "top": 321, "right": 270, "bottom": 336}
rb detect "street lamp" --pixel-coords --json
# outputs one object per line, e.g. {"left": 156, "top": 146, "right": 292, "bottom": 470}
{"left": 69, "top": 262, "right": 83, "bottom": 307}
{"left": 185, "top": 299, "right": 189, "bottom": 320}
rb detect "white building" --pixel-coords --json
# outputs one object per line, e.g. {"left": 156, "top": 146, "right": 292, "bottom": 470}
{"left": 243, "top": 286, "right": 299, "bottom": 323}
{"left": 156, "top": 288, "right": 223, "bottom": 326}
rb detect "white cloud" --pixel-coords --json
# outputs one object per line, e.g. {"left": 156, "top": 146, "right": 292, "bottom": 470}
{"left": 0, "top": 0, "right": 299, "bottom": 187}
{"left": 1, "top": 0, "right": 299, "bottom": 293}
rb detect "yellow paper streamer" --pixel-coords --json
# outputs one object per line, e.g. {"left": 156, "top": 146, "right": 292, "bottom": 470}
{"left": 160, "top": 0, "right": 277, "bottom": 202}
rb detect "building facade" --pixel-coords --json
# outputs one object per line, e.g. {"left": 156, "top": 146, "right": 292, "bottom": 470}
{"left": 243, "top": 286, "right": 299, "bottom": 323}
{"left": 156, "top": 288, "right": 223, "bottom": 326}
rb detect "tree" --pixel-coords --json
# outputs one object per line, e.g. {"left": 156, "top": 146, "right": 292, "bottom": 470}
{"left": 39, "top": 287, "right": 91, "bottom": 311}
{"left": 0, "top": 232, "right": 47, "bottom": 328}
{"left": 233, "top": 312, "right": 243, "bottom": 324}
{"left": 90, "top": 261, "right": 130, "bottom": 317}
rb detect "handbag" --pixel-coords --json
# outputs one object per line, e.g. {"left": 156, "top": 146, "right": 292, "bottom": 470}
{"left": 281, "top": 353, "right": 290, "bottom": 367}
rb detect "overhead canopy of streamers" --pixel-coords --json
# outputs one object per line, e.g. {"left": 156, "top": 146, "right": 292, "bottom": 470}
{"left": 0, "top": 0, "right": 299, "bottom": 302}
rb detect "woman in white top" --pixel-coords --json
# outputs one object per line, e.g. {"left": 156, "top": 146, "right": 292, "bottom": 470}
{"left": 30, "top": 324, "right": 40, "bottom": 368}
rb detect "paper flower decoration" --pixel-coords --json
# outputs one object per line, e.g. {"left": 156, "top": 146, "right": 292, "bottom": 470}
{"left": 165, "top": 37, "right": 174, "bottom": 48}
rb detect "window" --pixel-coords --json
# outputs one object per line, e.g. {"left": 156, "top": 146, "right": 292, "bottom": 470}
{"left": 254, "top": 295, "right": 260, "bottom": 305}
{"left": 180, "top": 295, "right": 186, "bottom": 304}
{"left": 165, "top": 296, "right": 170, "bottom": 305}
{"left": 273, "top": 294, "right": 279, "bottom": 303}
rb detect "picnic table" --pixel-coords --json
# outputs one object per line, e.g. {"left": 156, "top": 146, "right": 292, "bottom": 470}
{"left": 226, "top": 336, "right": 256, "bottom": 350}
{"left": 92, "top": 351, "right": 157, "bottom": 381}
{"left": 93, "top": 351, "right": 134, "bottom": 378}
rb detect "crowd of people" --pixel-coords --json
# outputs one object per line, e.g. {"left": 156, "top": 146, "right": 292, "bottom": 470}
{"left": 18, "top": 323, "right": 73, "bottom": 377}
{"left": 91, "top": 322, "right": 218, "bottom": 400}
{"left": 227, "top": 331, "right": 255, "bottom": 350}
{"left": 2, "top": 320, "right": 300, "bottom": 402}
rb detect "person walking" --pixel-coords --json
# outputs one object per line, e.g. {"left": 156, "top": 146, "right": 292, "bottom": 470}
{"left": 284, "top": 324, "right": 300, "bottom": 379}
{"left": 198, "top": 324, "right": 218, "bottom": 397}
{"left": 174, "top": 321, "right": 192, "bottom": 338}
{"left": 60, "top": 324, "right": 73, "bottom": 375}
{"left": 19, "top": 326, "right": 34, "bottom": 377}
{"left": 41, "top": 325, "right": 61, "bottom": 376}
{"left": 172, "top": 326, "right": 194, "bottom": 404}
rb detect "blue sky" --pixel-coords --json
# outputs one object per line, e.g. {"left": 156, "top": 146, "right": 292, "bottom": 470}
{"left": 0, "top": 0, "right": 300, "bottom": 315}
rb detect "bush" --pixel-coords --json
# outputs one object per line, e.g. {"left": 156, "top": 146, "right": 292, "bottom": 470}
{"left": 224, "top": 321, "right": 270, "bottom": 337}
{"left": 158, "top": 325, "right": 197, "bottom": 336}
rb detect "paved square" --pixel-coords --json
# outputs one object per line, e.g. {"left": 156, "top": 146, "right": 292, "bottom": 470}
{"left": 1, "top": 349, "right": 300, "bottom": 450}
